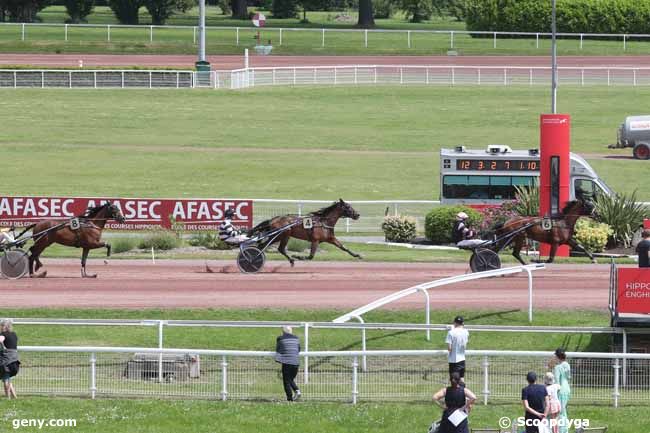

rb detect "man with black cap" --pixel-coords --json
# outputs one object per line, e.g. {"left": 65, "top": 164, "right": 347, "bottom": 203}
{"left": 445, "top": 315, "right": 469, "bottom": 381}
{"left": 522, "top": 371, "right": 549, "bottom": 433}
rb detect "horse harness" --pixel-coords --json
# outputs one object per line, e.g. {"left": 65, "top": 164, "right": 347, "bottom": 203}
{"left": 297, "top": 216, "right": 335, "bottom": 240}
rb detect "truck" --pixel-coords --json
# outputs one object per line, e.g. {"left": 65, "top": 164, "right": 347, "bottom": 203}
{"left": 609, "top": 115, "right": 650, "bottom": 160}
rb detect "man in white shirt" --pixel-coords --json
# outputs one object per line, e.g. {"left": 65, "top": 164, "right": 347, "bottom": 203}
{"left": 446, "top": 315, "right": 469, "bottom": 382}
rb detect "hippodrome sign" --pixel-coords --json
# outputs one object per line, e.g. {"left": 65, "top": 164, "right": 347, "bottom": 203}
{"left": 0, "top": 196, "right": 253, "bottom": 231}
{"left": 617, "top": 268, "right": 650, "bottom": 314}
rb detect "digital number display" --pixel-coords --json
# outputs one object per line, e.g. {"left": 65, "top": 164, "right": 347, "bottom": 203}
{"left": 456, "top": 159, "right": 539, "bottom": 171}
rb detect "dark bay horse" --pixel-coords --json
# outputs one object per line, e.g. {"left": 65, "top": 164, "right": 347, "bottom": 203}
{"left": 249, "top": 199, "right": 361, "bottom": 266}
{"left": 28, "top": 202, "right": 125, "bottom": 278}
{"left": 495, "top": 199, "right": 596, "bottom": 264}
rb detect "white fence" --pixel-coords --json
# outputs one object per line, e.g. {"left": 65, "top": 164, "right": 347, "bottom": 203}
{"left": 0, "top": 69, "right": 194, "bottom": 88}
{"left": 228, "top": 65, "right": 650, "bottom": 89}
{"left": 1, "top": 22, "right": 648, "bottom": 52}
{"left": 14, "top": 346, "right": 650, "bottom": 407}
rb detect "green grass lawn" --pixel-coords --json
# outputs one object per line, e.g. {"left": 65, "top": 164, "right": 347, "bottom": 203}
{"left": 0, "top": 86, "right": 647, "bottom": 201}
{"left": 0, "top": 6, "right": 645, "bottom": 55}
{"left": 0, "top": 399, "right": 637, "bottom": 433}
{"left": 3, "top": 308, "right": 612, "bottom": 351}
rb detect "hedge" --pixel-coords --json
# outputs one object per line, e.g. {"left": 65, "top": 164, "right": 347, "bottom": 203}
{"left": 425, "top": 205, "right": 481, "bottom": 244}
{"left": 465, "top": 0, "right": 650, "bottom": 35}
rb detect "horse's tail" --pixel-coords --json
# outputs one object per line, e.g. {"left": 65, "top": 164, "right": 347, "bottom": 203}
{"left": 248, "top": 219, "right": 272, "bottom": 237}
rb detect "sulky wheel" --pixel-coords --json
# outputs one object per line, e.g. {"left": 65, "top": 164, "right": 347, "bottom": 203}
{"left": 469, "top": 248, "right": 501, "bottom": 273}
{"left": 237, "top": 246, "right": 266, "bottom": 274}
{"left": 1, "top": 249, "right": 29, "bottom": 280}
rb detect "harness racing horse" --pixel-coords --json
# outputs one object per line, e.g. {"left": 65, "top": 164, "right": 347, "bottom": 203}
{"left": 248, "top": 199, "right": 361, "bottom": 266}
{"left": 28, "top": 202, "right": 126, "bottom": 278}
{"left": 495, "top": 198, "right": 596, "bottom": 265}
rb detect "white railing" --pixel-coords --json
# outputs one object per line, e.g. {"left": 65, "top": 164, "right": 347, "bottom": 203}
{"left": 14, "top": 345, "right": 650, "bottom": 406}
{"left": 227, "top": 65, "right": 650, "bottom": 89}
{"left": 0, "top": 69, "right": 195, "bottom": 89}
{"left": 1, "top": 22, "right": 649, "bottom": 52}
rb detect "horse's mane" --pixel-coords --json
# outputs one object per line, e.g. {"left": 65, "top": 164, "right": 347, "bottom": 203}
{"left": 561, "top": 200, "right": 580, "bottom": 215}
{"left": 309, "top": 201, "right": 340, "bottom": 217}
{"left": 83, "top": 203, "right": 108, "bottom": 218}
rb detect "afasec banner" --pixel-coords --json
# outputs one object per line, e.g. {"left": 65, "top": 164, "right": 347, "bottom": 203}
{"left": 0, "top": 196, "right": 253, "bottom": 230}
{"left": 617, "top": 268, "right": 650, "bottom": 314}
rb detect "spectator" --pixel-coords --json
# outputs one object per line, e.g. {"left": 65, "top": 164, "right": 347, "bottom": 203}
{"left": 446, "top": 316, "right": 469, "bottom": 381}
{"left": 275, "top": 326, "right": 301, "bottom": 402}
{"left": 544, "top": 372, "right": 562, "bottom": 433}
{"left": 522, "top": 371, "right": 549, "bottom": 433}
{"left": 637, "top": 230, "right": 650, "bottom": 268}
{"left": 553, "top": 349, "right": 571, "bottom": 433}
{"left": 452, "top": 212, "right": 475, "bottom": 244}
{"left": 433, "top": 372, "right": 476, "bottom": 433}
{"left": 0, "top": 319, "right": 19, "bottom": 399}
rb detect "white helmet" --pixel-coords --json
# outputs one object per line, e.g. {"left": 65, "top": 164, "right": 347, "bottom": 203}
{"left": 456, "top": 212, "right": 469, "bottom": 220}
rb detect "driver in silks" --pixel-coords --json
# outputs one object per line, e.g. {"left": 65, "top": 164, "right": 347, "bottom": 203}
{"left": 218, "top": 209, "right": 249, "bottom": 245}
{"left": 453, "top": 212, "right": 483, "bottom": 249}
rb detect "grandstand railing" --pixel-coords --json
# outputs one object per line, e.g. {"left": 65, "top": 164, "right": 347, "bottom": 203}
{"left": 15, "top": 346, "right": 650, "bottom": 407}
{"left": 227, "top": 65, "right": 650, "bottom": 89}
{"left": 1, "top": 22, "right": 648, "bottom": 52}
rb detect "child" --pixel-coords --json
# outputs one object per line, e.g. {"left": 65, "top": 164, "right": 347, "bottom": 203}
{"left": 544, "top": 372, "right": 562, "bottom": 433}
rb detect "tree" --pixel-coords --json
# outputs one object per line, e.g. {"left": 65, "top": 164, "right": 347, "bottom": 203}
{"left": 1, "top": 0, "right": 49, "bottom": 22}
{"left": 230, "top": 0, "right": 247, "bottom": 19}
{"left": 357, "top": 0, "right": 375, "bottom": 28}
{"left": 144, "top": 0, "right": 194, "bottom": 25}
{"left": 399, "top": 0, "right": 432, "bottom": 23}
{"left": 109, "top": 0, "right": 141, "bottom": 24}
{"left": 64, "top": 0, "right": 95, "bottom": 23}
{"left": 271, "top": 0, "right": 297, "bottom": 19}
{"left": 298, "top": 0, "right": 318, "bottom": 22}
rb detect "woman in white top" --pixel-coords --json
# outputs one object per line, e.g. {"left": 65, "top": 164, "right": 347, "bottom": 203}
{"left": 544, "top": 372, "right": 562, "bottom": 433}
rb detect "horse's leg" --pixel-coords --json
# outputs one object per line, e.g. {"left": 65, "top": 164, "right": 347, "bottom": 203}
{"left": 292, "top": 241, "right": 319, "bottom": 261}
{"left": 546, "top": 243, "right": 558, "bottom": 264}
{"left": 106, "top": 243, "right": 111, "bottom": 257}
{"left": 568, "top": 238, "right": 597, "bottom": 263}
{"left": 328, "top": 237, "right": 362, "bottom": 259}
{"left": 276, "top": 235, "right": 295, "bottom": 267}
{"left": 28, "top": 242, "right": 48, "bottom": 278}
{"left": 80, "top": 248, "right": 97, "bottom": 278}
{"left": 511, "top": 235, "right": 527, "bottom": 265}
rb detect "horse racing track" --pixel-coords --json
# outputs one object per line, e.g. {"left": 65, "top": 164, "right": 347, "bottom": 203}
{"left": 0, "top": 260, "right": 609, "bottom": 310}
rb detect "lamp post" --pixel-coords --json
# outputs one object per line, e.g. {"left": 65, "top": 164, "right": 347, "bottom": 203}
{"left": 551, "top": 0, "right": 557, "bottom": 113}
{"left": 195, "top": 0, "right": 210, "bottom": 71}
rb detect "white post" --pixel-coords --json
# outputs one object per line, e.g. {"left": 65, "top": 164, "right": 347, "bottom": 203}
{"left": 93, "top": 71, "right": 97, "bottom": 89}
{"left": 503, "top": 68, "right": 507, "bottom": 86}
{"left": 304, "top": 323, "right": 310, "bottom": 384}
{"left": 450, "top": 31, "right": 454, "bottom": 49}
{"left": 536, "top": 33, "right": 539, "bottom": 49}
{"left": 623, "top": 34, "right": 626, "bottom": 51}
{"left": 400, "top": 67, "right": 403, "bottom": 84}
{"left": 322, "top": 28, "right": 325, "bottom": 47}
{"left": 65, "top": 24, "right": 68, "bottom": 41}
{"left": 176, "top": 72, "right": 180, "bottom": 89}
{"left": 622, "top": 330, "right": 627, "bottom": 387}
{"left": 221, "top": 356, "right": 228, "bottom": 400}
{"left": 374, "top": 67, "right": 377, "bottom": 84}
{"left": 69, "top": 71, "right": 72, "bottom": 88}
{"left": 613, "top": 358, "right": 620, "bottom": 408}
{"left": 90, "top": 352, "right": 97, "bottom": 399}
{"left": 407, "top": 30, "right": 411, "bottom": 48}
{"left": 293, "top": 67, "right": 296, "bottom": 85}
{"left": 272, "top": 69, "right": 276, "bottom": 85}
{"left": 13, "top": 71, "right": 16, "bottom": 88}
{"left": 334, "top": 67, "right": 337, "bottom": 85}
{"left": 21, "top": 23, "right": 25, "bottom": 41}
{"left": 149, "top": 71, "right": 152, "bottom": 89}
{"left": 41, "top": 71, "right": 44, "bottom": 88}
{"left": 526, "top": 267, "right": 533, "bottom": 322}
{"left": 581, "top": 69, "right": 584, "bottom": 86}
{"left": 158, "top": 320, "right": 164, "bottom": 382}
{"left": 634, "top": 69, "right": 637, "bottom": 86}
{"left": 313, "top": 68, "right": 317, "bottom": 84}
{"left": 426, "top": 68, "right": 429, "bottom": 84}
{"left": 420, "top": 289, "right": 431, "bottom": 341}
{"left": 493, "top": 32, "right": 496, "bottom": 49}
{"left": 279, "top": 28, "right": 283, "bottom": 46}
{"left": 244, "top": 48, "right": 249, "bottom": 69}
{"left": 150, "top": 26, "right": 153, "bottom": 42}
{"left": 482, "top": 356, "right": 489, "bottom": 405}
{"left": 354, "top": 66, "right": 358, "bottom": 84}
{"left": 236, "top": 27, "right": 239, "bottom": 45}
{"left": 529, "top": 68, "right": 533, "bottom": 86}
{"left": 451, "top": 67, "right": 455, "bottom": 86}
{"left": 364, "top": 29, "right": 368, "bottom": 48}
{"left": 477, "top": 68, "right": 480, "bottom": 85}
{"left": 346, "top": 217, "right": 350, "bottom": 233}
{"left": 607, "top": 69, "right": 611, "bottom": 86}
{"left": 352, "top": 356, "right": 359, "bottom": 404}
{"left": 107, "top": 25, "right": 111, "bottom": 42}
{"left": 193, "top": 26, "right": 197, "bottom": 44}
{"left": 580, "top": 33, "right": 583, "bottom": 50}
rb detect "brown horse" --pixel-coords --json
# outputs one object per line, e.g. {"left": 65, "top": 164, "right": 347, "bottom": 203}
{"left": 495, "top": 199, "right": 596, "bottom": 264}
{"left": 28, "top": 202, "right": 125, "bottom": 278}
{"left": 249, "top": 199, "right": 361, "bottom": 266}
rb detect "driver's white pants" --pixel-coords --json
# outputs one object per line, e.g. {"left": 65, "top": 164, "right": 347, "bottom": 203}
{"left": 0, "top": 232, "right": 15, "bottom": 245}
{"left": 223, "top": 235, "right": 250, "bottom": 245}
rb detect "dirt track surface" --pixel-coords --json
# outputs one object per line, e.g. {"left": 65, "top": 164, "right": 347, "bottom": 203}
{"left": 2, "top": 54, "right": 650, "bottom": 69}
{"left": 1, "top": 259, "right": 612, "bottom": 311}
